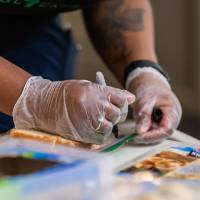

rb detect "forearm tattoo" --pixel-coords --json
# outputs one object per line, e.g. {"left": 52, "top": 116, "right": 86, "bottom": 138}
{"left": 84, "top": 0, "right": 145, "bottom": 64}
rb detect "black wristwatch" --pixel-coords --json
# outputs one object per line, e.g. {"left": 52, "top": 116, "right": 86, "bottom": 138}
{"left": 124, "top": 60, "right": 170, "bottom": 86}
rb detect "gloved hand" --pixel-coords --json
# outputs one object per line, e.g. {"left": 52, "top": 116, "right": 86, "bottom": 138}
{"left": 127, "top": 70, "right": 182, "bottom": 144}
{"left": 13, "top": 76, "right": 135, "bottom": 144}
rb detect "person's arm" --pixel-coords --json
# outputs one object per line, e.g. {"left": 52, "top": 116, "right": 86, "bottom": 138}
{"left": 83, "top": 0, "right": 182, "bottom": 144}
{"left": 0, "top": 57, "right": 31, "bottom": 115}
{"left": 0, "top": 56, "right": 135, "bottom": 144}
{"left": 83, "top": 0, "right": 157, "bottom": 83}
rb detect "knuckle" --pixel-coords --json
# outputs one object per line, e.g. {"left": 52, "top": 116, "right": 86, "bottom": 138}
{"left": 112, "top": 113, "right": 121, "bottom": 125}
{"left": 114, "top": 108, "right": 121, "bottom": 120}
{"left": 111, "top": 106, "right": 121, "bottom": 118}
{"left": 113, "top": 106, "right": 121, "bottom": 116}
{"left": 166, "top": 128, "right": 173, "bottom": 136}
{"left": 105, "top": 104, "right": 121, "bottom": 124}
{"left": 117, "top": 95, "right": 127, "bottom": 108}
{"left": 100, "top": 121, "right": 113, "bottom": 134}
{"left": 78, "top": 95, "right": 87, "bottom": 105}
{"left": 120, "top": 110, "right": 128, "bottom": 123}
{"left": 112, "top": 91, "right": 127, "bottom": 107}
{"left": 104, "top": 100, "right": 111, "bottom": 108}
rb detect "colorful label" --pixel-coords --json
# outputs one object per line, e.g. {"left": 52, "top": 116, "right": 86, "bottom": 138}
{"left": 119, "top": 146, "right": 200, "bottom": 180}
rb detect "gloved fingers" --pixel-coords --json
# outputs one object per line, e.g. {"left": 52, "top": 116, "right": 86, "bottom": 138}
{"left": 133, "top": 98, "right": 156, "bottom": 134}
{"left": 106, "top": 88, "right": 135, "bottom": 123}
{"left": 104, "top": 102, "right": 121, "bottom": 125}
{"left": 134, "top": 106, "right": 179, "bottom": 144}
{"left": 119, "top": 98, "right": 128, "bottom": 123}
{"left": 94, "top": 118, "right": 113, "bottom": 137}
{"left": 106, "top": 87, "right": 135, "bottom": 108}
{"left": 134, "top": 127, "right": 173, "bottom": 144}
{"left": 159, "top": 106, "right": 181, "bottom": 130}
{"left": 133, "top": 95, "right": 157, "bottom": 114}
{"left": 89, "top": 109, "right": 113, "bottom": 137}
{"left": 135, "top": 112, "right": 152, "bottom": 134}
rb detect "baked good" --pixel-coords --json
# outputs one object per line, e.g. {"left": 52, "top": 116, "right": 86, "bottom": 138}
{"left": 10, "top": 129, "right": 100, "bottom": 150}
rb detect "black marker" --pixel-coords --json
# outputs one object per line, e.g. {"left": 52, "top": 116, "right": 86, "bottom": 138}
{"left": 112, "top": 124, "right": 119, "bottom": 139}
{"left": 152, "top": 108, "right": 163, "bottom": 124}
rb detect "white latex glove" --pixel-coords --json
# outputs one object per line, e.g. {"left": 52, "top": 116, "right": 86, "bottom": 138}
{"left": 127, "top": 69, "right": 182, "bottom": 144}
{"left": 13, "top": 76, "right": 135, "bottom": 144}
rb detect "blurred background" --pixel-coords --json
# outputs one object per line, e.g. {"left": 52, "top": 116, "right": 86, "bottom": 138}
{"left": 61, "top": 0, "right": 200, "bottom": 139}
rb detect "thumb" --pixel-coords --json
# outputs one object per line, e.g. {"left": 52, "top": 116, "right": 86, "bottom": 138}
{"left": 135, "top": 113, "right": 152, "bottom": 134}
{"left": 133, "top": 98, "right": 156, "bottom": 134}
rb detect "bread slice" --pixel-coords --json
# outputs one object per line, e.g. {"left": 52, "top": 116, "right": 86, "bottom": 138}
{"left": 10, "top": 129, "right": 100, "bottom": 150}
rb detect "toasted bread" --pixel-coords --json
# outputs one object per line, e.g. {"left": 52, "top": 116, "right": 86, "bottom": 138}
{"left": 10, "top": 129, "right": 100, "bottom": 150}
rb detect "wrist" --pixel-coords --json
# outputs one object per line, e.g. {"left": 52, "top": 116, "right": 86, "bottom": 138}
{"left": 124, "top": 60, "right": 170, "bottom": 89}
{"left": 126, "top": 67, "right": 171, "bottom": 90}
{"left": 1, "top": 76, "right": 31, "bottom": 116}
{"left": 12, "top": 76, "right": 45, "bottom": 118}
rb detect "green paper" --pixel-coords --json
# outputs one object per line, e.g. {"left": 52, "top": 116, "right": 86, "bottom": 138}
{"left": 0, "top": 180, "right": 21, "bottom": 200}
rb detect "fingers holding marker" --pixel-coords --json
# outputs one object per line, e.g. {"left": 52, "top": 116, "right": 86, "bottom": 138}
{"left": 91, "top": 113, "right": 113, "bottom": 136}
{"left": 104, "top": 102, "right": 121, "bottom": 124}
{"left": 106, "top": 87, "right": 135, "bottom": 122}
{"left": 133, "top": 98, "right": 156, "bottom": 134}
{"left": 158, "top": 106, "right": 181, "bottom": 130}
{"left": 135, "top": 112, "right": 152, "bottom": 134}
{"left": 135, "top": 126, "right": 173, "bottom": 144}
{"left": 134, "top": 106, "right": 178, "bottom": 144}
{"left": 108, "top": 87, "right": 135, "bottom": 107}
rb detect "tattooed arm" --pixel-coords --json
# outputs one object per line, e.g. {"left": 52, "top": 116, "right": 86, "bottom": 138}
{"left": 83, "top": 0, "right": 182, "bottom": 144}
{"left": 82, "top": 0, "right": 157, "bottom": 83}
